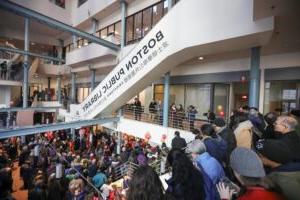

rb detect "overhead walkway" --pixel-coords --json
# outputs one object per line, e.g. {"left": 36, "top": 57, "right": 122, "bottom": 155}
{"left": 61, "top": 0, "right": 274, "bottom": 121}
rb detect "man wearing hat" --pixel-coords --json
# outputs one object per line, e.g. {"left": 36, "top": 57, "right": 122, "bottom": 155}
{"left": 186, "top": 139, "right": 225, "bottom": 184}
{"left": 218, "top": 147, "right": 284, "bottom": 200}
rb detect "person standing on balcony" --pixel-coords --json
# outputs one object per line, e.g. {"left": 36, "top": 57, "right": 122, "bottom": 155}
{"left": 170, "top": 103, "right": 177, "bottom": 128}
{"left": 0, "top": 61, "right": 7, "bottom": 79}
{"left": 149, "top": 99, "right": 157, "bottom": 121}
{"left": 177, "top": 104, "right": 185, "bottom": 129}
{"left": 133, "top": 97, "right": 142, "bottom": 121}
{"left": 188, "top": 105, "right": 198, "bottom": 131}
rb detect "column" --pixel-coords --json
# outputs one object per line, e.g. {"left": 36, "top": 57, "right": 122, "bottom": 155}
{"left": 71, "top": 128, "right": 75, "bottom": 141}
{"left": 90, "top": 68, "right": 96, "bottom": 90}
{"left": 168, "top": 0, "right": 173, "bottom": 10}
{"left": 117, "top": 131, "right": 122, "bottom": 155}
{"left": 72, "top": 34, "right": 77, "bottom": 49}
{"left": 163, "top": 72, "right": 170, "bottom": 127}
{"left": 210, "top": 83, "right": 215, "bottom": 113}
{"left": 47, "top": 77, "right": 51, "bottom": 90}
{"left": 57, "top": 75, "right": 61, "bottom": 103}
{"left": 248, "top": 47, "right": 261, "bottom": 108}
{"left": 71, "top": 72, "right": 76, "bottom": 103}
{"left": 23, "top": 18, "right": 29, "bottom": 108}
{"left": 92, "top": 18, "right": 98, "bottom": 34}
{"left": 120, "top": 0, "right": 127, "bottom": 49}
{"left": 259, "top": 68, "right": 265, "bottom": 113}
{"left": 58, "top": 39, "right": 64, "bottom": 64}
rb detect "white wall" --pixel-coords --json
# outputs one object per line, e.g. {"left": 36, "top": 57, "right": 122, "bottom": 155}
{"left": 12, "top": 0, "right": 72, "bottom": 25}
{"left": 116, "top": 118, "right": 195, "bottom": 147}
{"left": 171, "top": 52, "right": 300, "bottom": 76}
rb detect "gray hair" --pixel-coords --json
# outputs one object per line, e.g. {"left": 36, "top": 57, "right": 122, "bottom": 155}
{"left": 277, "top": 116, "right": 298, "bottom": 131}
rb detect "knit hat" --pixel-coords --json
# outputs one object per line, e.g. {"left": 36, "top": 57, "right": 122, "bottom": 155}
{"left": 230, "top": 147, "right": 265, "bottom": 178}
{"left": 185, "top": 139, "right": 206, "bottom": 154}
{"left": 212, "top": 118, "right": 226, "bottom": 127}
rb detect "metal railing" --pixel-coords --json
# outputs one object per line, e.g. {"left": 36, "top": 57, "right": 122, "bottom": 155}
{"left": 121, "top": 104, "right": 208, "bottom": 131}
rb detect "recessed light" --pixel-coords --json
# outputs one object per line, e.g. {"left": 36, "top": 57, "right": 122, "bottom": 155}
{"left": 198, "top": 56, "right": 204, "bottom": 60}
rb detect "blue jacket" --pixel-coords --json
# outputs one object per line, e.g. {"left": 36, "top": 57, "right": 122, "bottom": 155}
{"left": 203, "top": 136, "right": 227, "bottom": 164}
{"left": 195, "top": 152, "right": 225, "bottom": 185}
{"left": 92, "top": 172, "right": 107, "bottom": 188}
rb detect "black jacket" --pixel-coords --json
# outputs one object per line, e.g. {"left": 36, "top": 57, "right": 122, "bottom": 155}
{"left": 171, "top": 136, "right": 187, "bottom": 150}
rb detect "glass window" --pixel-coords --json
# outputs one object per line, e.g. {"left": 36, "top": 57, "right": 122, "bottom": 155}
{"left": 126, "top": 16, "right": 134, "bottom": 44}
{"left": 49, "top": 0, "right": 65, "bottom": 9}
{"left": 142, "top": 7, "right": 152, "bottom": 37}
{"left": 108, "top": 25, "right": 115, "bottom": 36}
{"left": 77, "top": 38, "right": 83, "bottom": 48}
{"left": 152, "top": 2, "right": 164, "bottom": 27}
{"left": 170, "top": 85, "right": 185, "bottom": 107}
{"left": 114, "top": 21, "right": 121, "bottom": 45}
{"left": 78, "top": 0, "right": 87, "bottom": 7}
{"left": 100, "top": 28, "right": 107, "bottom": 39}
{"left": 134, "top": 12, "right": 142, "bottom": 40}
{"left": 214, "top": 84, "right": 229, "bottom": 119}
{"left": 185, "top": 84, "right": 211, "bottom": 119}
{"left": 264, "top": 81, "right": 300, "bottom": 114}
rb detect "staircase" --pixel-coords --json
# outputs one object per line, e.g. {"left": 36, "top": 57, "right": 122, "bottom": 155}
{"left": 63, "top": 0, "right": 274, "bottom": 122}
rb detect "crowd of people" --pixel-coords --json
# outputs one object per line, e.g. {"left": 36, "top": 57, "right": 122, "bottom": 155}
{"left": 0, "top": 61, "right": 22, "bottom": 80}
{"left": 1, "top": 105, "right": 300, "bottom": 200}
{"left": 0, "top": 128, "right": 169, "bottom": 200}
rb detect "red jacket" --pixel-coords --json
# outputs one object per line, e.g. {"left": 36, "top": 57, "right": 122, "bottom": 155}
{"left": 238, "top": 187, "right": 285, "bottom": 200}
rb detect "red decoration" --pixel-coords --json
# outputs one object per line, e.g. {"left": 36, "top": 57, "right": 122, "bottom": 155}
{"left": 161, "top": 134, "right": 167, "bottom": 142}
{"left": 145, "top": 132, "right": 151, "bottom": 140}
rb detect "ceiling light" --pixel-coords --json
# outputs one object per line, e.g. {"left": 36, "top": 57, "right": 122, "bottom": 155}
{"left": 31, "top": 42, "right": 35, "bottom": 45}
{"left": 78, "top": 45, "right": 82, "bottom": 48}
{"left": 198, "top": 56, "right": 204, "bottom": 60}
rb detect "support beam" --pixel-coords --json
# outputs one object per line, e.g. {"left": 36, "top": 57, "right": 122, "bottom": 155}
{"left": 0, "top": 0, "right": 120, "bottom": 51}
{"left": 0, "top": 46, "right": 65, "bottom": 63}
{"left": 120, "top": 0, "right": 127, "bottom": 49}
{"left": 0, "top": 117, "right": 119, "bottom": 139}
{"left": 71, "top": 72, "right": 76, "bottom": 103}
{"left": 23, "top": 18, "right": 29, "bottom": 108}
{"left": 92, "top": 18, "right": 98, "bottom": 34}
{"left": 72, "top": 35, "right": 77, "bottom": 48}
{"left": 163, "top": 72, "right": 170, "bottom": 127}
{"left": 90, "top": 69, "right": 96, "bottom": 90}
{"left": 0, "top": 106, "right": 61, "bottom": 112}
{"left": 249, "top": 47, "right": 261, "bottom": 108}
{"left": 57, "top": 75, "right": 61, "bottom": 103}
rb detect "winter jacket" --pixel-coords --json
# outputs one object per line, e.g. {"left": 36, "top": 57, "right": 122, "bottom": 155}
{"left": 237, "top": 187, "right": 284, "bottom": 200}
{"left": 268, "top": 171, "right": 300, "bottom": 200}
{"left": 234, "top": 120, "right": 253, "bottom": 149}
{"left": 203, "top": 136, "right": 227, "bottom": 164}
{"left": 194, "top": 152, "right": 225, "bottom": 185}
{"left": 217, "top": 127, "right": 237, "bottom": 155}
{"left": 171, "top": 136, "right": 187, "bottom": 150}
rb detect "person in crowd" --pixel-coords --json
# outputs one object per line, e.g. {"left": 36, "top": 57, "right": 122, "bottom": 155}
{"left": 149, "top": 99, "right": 157, "bottom": 121}
{"left": 186, "top": 139, "right": 225, "bottom": 185}
{"left": 127, "top": 165, "right": 165, "bottom": 200}
{"left": 256, "top": 116, "right": 300, "bottom": 166}
{"left": 170, "top": 103, "right": 177, "bottom": 128}
{"left": 239, "top": 105, "right": 250, "bottom": 114}
{"left": 290, "top": 109, "right": 300, "bottom": 136}
{"left": 0, "top": 168, "right": 14, "bottom": 200}
{"left": 92, "top": 168, "right": 107, "bottom": 190}
{"left": 166, "top": 149, "right": 205, "bottom": 200}
{"left": 200, "top": 123, "right": 227, "bottom": 164}
{"left": 263, "top": 112, "right": 278, "bottom": 139}
{"left": 206, "top": 110, "right": 216, "bottom": 123}
{"left": 232, "top": 112, "right": 254, "bottom": 149}
{"left": 171, "top": 131, "right": 187, "bottom": 150}
{"left": 177, "top": 104, "right": 185, "bottom": 129}
{"left": 1, "top": 61, "right": 7, "bottom": 79}
{"left": 188, "top": 105, "right": 197, "bottom": 131}
{"left": 212, "top": 118, "right": 237, "bottom": 156}
{"left": 217, "top": 147, "right": 284, "bottom": 200}
{"left": 133, "top": 97, "right": 142, "bottom": 121}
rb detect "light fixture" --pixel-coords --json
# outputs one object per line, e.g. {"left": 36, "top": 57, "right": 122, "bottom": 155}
{"left": 78, "top": 45, "right": 82, "bottom": 48}
{"left": 84, "top": 42, "right": 88, "bottom": 46}
{"left": 31, "top": 42, "right": 35, "bottom": 45}
{"left": 198, "top": 56, "right": 204, "bottom": 60}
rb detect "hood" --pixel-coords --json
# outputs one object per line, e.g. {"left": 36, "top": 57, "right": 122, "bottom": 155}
{"left": 234, "top": 120, "right": 253, "bottom": 135}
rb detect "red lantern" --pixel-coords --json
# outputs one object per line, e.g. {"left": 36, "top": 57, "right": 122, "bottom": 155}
{"left": 145, "top": 132, "right": 151, "bottom": 140}
{"left": 161, "top": 134, "right": 167, "bottom": 142}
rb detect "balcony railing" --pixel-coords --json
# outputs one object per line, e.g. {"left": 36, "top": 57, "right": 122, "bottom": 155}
{"left": 121, "top": 104, "right": 208, "bottom": 132}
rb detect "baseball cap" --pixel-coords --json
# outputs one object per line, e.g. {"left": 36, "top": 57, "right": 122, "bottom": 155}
{"left": 230, "top": 147, "right": 265, "bottom": 178}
